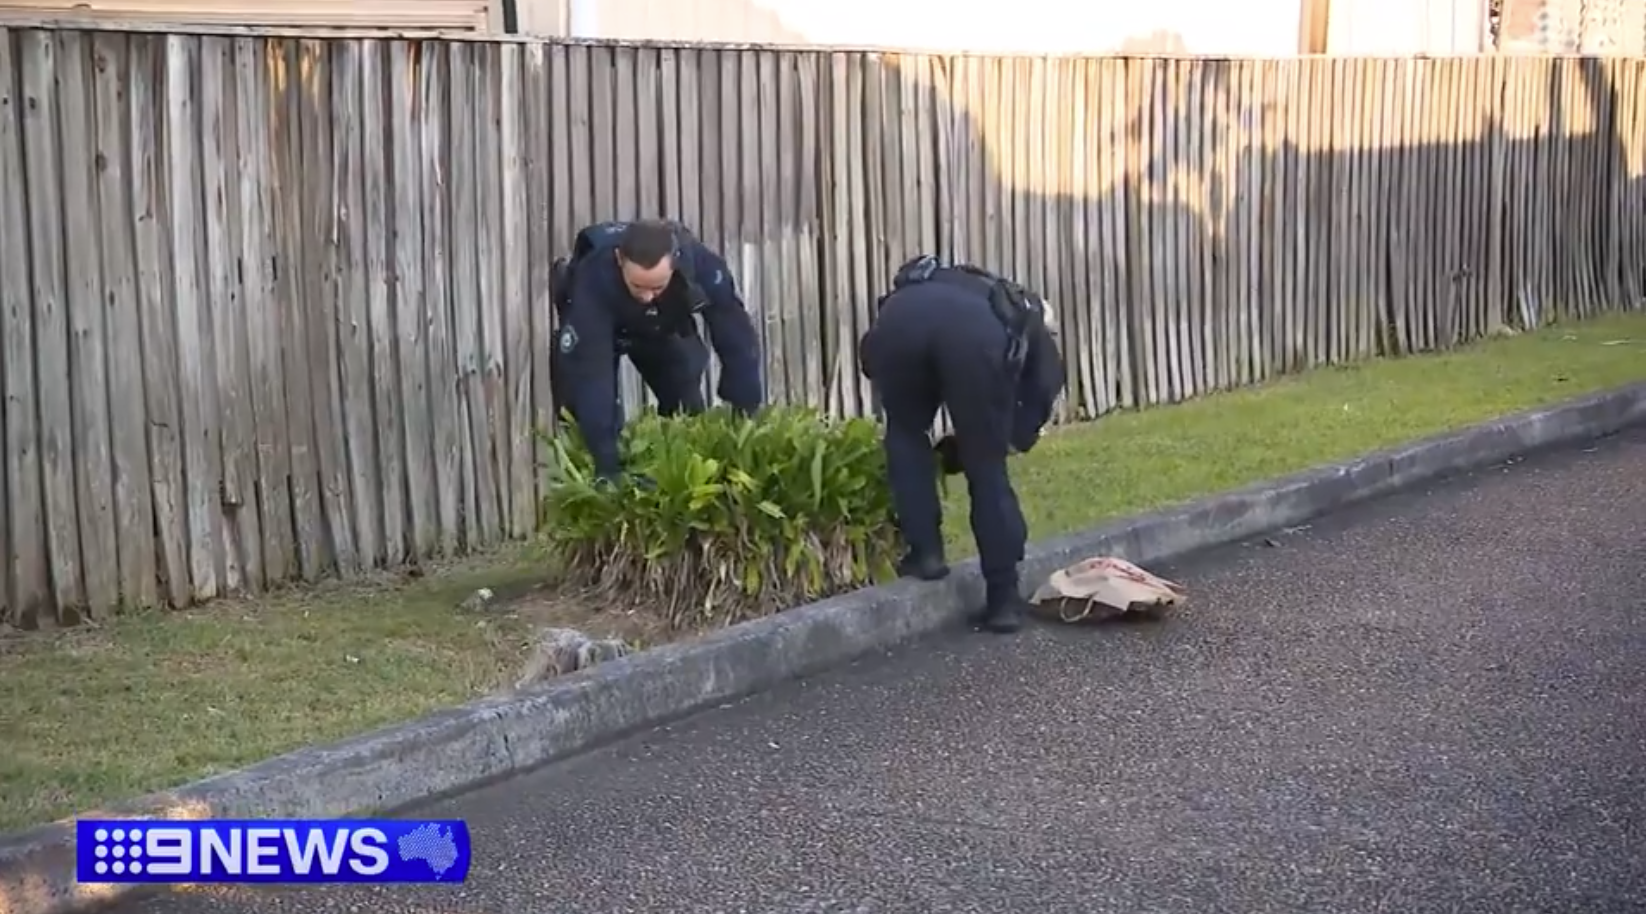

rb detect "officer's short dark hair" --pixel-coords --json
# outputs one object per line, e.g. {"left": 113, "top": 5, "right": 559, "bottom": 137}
{"left": 616, "top": 220, "right": 676, "bottom": 269}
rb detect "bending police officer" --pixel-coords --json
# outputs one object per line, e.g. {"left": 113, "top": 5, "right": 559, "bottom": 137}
{"left": 549, "top": 219, "right": 765, "bottom": 484}
{"left": 858, "top": 255, "right": 1065, "bottom": 633}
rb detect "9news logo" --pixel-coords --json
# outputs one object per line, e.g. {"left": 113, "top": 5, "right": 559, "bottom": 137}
{"left": 84, "top": 826, "right": 149, "bottom": 878}
{"left": 76, "top": 819, "right": 472, "bottom": 885}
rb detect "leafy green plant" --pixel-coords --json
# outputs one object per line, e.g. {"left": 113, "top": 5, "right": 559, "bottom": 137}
{"left": 538, "top": 405, "right": 902, "bottom": 630}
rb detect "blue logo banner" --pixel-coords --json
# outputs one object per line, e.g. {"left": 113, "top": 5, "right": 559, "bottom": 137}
{"left": 75, "top": 819, "right": 471, "bottom": 884}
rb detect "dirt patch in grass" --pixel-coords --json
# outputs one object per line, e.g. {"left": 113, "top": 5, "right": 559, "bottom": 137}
{"left": 494, "top": 581, "right": 683, "bottom": 652}
{"left": 1, "top": 312, "right": 1642, "bottom": 831}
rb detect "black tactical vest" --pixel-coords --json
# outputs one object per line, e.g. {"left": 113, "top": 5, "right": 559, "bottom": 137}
{"left": 554, "top": 221, "right": 710, "bottom": 340}
{"left": 888, "top": 255, "right": 1048, "bottom": 374}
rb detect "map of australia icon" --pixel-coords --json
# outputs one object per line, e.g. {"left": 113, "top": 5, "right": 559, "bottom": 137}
{"left": 396, "top": 823, "right": 460, "bottom": 878}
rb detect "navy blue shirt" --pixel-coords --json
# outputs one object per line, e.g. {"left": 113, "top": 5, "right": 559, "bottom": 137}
{"left": 555, "top": 241, "right": 764, "bottom": 477}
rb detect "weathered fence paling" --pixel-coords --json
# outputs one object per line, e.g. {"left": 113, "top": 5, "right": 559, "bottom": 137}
{"left": 0, "top": 26, "right": 1642, "bottom": 626}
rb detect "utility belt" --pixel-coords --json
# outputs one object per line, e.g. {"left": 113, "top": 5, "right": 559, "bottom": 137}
{"left": 888, "top": 255, "right": 1046, "bottom": 374}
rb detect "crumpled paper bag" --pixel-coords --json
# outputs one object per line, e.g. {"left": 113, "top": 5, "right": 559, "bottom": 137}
{"left": 1029, "top": 555, "right": 1186, "bottom": 623}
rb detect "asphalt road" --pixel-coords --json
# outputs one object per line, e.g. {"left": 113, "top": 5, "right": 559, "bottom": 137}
{"left": 119, "top": 428, "right": 1646, "bottom": 914}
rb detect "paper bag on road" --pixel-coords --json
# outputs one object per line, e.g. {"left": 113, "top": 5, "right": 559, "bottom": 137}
{"left": 1030, "top": 556, "right": 1186, "bottom": 623}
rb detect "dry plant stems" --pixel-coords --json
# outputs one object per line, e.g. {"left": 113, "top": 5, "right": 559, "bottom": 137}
{"left": 539, "top": 406, "right": 903, "bottom": 629}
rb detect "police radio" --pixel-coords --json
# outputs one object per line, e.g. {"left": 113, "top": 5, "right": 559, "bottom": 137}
{"left": 892, "top": 254, "right": 942, "bottom": 288}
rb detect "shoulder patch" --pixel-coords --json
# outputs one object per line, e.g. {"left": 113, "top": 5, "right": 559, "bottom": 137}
{"left": 558, "top": 325, "right": 578, "bottom": 354}
{"left": 709, "top": 268, "right": 725, "bottom": 287}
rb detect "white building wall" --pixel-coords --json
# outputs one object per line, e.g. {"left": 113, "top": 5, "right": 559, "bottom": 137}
{"left": 1327, "top": 0, "right": 1488, "bottom": 54}
{"left": 542, "top": 0, "right": 1306, "bottom": 56}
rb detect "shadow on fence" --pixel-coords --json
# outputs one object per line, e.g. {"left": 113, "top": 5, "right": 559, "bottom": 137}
{"left": 0, "top": 24, "right": 1642, "bottom": 629}
{"left": 968, "top": 51, "right": 1646, "bottom": 416}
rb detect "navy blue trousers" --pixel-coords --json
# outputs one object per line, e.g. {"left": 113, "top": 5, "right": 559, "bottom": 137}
{"left": 859, "top": 284, "right": 1029, "bottom": 602}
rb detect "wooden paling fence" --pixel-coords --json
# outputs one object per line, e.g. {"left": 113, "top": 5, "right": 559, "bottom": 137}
{"left": 0, "top": 26, "right": 1642, "bottom": 626}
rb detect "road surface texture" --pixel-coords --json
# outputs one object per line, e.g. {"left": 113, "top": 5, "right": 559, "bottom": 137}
{"left": 121, "top": 427, "right": 1646, "bottom": 914}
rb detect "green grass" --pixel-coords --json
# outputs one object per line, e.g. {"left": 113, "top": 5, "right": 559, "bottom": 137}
{"left": 0, "top": 549, "right": 553, "bottom": 831}
{"left": 1, "top": 311, "right": 1642, "bottom": 831}
{"left": 952, "top": 314, "right": 1646, "bottom": 556}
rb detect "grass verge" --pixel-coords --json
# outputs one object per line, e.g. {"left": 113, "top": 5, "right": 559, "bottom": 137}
{"left": 1, "top": 312, "right": 1642, "bottom": 831}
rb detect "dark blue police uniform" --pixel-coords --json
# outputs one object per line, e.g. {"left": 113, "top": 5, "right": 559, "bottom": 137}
{"left": 858, "top": 256, "right": 1065, "bottom": 633}
{"left": 549, "top": 221, "right": 764, "bottom": 481}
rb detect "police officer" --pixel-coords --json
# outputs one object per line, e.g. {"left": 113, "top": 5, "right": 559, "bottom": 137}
{"left": 549, "top": 219, "right": 764, "bottom": 484}
{"left": 858, "top": 255, "right": 1066, "bottom": 633}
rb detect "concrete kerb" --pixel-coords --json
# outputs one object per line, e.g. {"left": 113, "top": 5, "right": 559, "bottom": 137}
{"left": 4, "top": 381, "right": 1644, "bottom": 914}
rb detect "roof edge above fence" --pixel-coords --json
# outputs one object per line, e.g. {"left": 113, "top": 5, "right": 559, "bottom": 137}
{"left": 0, "top": 17, "right": 1639, "bottom": 61}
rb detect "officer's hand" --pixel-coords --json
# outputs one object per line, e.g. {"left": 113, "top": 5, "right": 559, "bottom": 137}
{"left": 932, "top": 435, "right": 964, "bottom": 476}
{"left": 1008, "top": 424, "right": 1042, "bottom": 456}
{"left": 1009, "top": 399, "right": 1047, "bottom": 455}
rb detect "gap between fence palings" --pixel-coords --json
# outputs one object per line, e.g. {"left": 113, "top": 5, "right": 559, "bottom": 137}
{"left": 0, "top": 27, "right": 1642, "bottom": 627}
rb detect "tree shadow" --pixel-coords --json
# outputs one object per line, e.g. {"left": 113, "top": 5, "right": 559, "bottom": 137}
{"left": 584, "top": 36, "right": 1640, "bottom": 424}
{"left": 736, "top": 46, "right": 1646, "bottom": 423}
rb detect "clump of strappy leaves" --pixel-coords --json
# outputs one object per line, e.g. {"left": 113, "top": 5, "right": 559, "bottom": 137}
{"left": 538, "top": 405, "right": 901, "bottom": 630}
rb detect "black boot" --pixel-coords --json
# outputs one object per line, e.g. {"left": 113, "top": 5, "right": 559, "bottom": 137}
{"left": 897, "top": 550, "right": 950, "bottom": 581}
{"left": 977, "top": 581, "right": 1029, "bottom": 634}
{"left": 978, "top": 596, "right": 1029, "bottom": 633}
